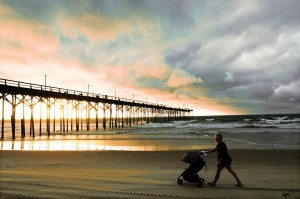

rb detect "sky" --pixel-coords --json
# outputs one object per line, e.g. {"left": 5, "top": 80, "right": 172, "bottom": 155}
{"left": 0, "top": 0, "right": 299, "bottom": 116}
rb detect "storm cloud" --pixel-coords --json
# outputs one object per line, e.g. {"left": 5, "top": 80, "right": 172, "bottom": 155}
{"left": 0, "top": 0, "right": 299, "bottom": 115}
{"left": 163, "top": 0, "right": 300, "bottom": 114}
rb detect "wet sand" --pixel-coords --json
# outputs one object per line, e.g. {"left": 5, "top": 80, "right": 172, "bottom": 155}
{"left": 0, "top": 149, "right": 299, "bottom": 199}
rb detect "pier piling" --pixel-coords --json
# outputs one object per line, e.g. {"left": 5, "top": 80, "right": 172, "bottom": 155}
{"left": 0, "top": 78, "right": 192, "bottom": 139}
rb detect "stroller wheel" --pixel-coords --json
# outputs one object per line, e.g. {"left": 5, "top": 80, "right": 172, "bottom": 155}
{"left": 197, "top": 181, "right": 203, "bottom": 188}
{"left": 197, "top": 178, "right": 204, "bottom": 188}
{"left": 177, "top": 179, "right": 183, "bottom": 185}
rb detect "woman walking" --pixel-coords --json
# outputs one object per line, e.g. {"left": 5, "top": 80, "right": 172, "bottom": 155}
{"left": 206, "top": 133, "right": 243, "bottom": 187}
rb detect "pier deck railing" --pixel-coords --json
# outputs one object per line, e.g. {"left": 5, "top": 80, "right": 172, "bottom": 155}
{"left": 0, "top": 78, "right": 192, "bottom": 139}
{"left": 0, "top": 78, "right": 191, "bottom": 111}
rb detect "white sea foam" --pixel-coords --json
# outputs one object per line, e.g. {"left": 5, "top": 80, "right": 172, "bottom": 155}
{"left": 1, "top": 114, "right": 299, "bottom": 150}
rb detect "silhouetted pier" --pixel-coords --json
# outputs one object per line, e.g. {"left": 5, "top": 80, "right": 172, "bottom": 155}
{"left": 0, "top": 78, "right": 192, "bottom": 139}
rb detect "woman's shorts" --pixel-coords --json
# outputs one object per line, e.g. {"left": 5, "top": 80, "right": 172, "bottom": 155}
{"left": 217, "top": 157, "right": 232, "bottom": 168}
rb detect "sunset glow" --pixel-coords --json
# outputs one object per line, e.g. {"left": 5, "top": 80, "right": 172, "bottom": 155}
{"left": 1, "top": 0, "right": 299, "bottom": 116}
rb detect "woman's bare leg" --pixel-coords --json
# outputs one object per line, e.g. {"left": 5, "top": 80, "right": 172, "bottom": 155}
{"left": 226, "top": 165, "right": 242, "bottom": 184}
{"left": 212, "top": 167, "right": 223, "bottom": 184}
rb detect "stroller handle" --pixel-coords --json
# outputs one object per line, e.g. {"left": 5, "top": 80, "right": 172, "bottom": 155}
{"left": 200, "top": 151, "right": 208, "bottom": 157}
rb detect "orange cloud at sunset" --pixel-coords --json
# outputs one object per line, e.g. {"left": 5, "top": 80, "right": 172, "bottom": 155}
{"left": 0, "top": 8, "right": 58, "bottom": 54}
{"left": 59, "top": 14, "right": 130, "bottom": 42}
{"left": 0, "top": 0, "right": 299, "bottom": 115}
{"left": 167, "top": 69, "right": 203, "bottom": 88}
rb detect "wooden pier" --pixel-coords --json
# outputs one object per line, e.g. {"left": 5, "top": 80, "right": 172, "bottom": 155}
{"left": 0, "top": 78, "right": 192, "bottom": 139}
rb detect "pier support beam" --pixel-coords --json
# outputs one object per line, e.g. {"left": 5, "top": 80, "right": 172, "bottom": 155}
{"left": 53, "top": 99, "right": 56, "bottom": 133}
{"left": 121, "top": 105, "right": 124, "bottom": 128}
{"left": 86, "top": 103, "right": 90, "bottom": 131}
{"left": 30, "top": 96, "right": 35, "bottom": 138}
{"left": 1, "top": 93, "right": 4, "bottom": 139}
{"left": 103, "top": 104, "right": 106, "bottom": 129}
{"left": 39, "top": 98, "right": 42, "bottom": 136}
{"left": 11, "top": 95, "right": 16, "bottom": 139}
{"left": 76, "top": 101, "right": 79, "bottom": 132}
{"left": 0, "top": 78, "right": 192, "bottom": 139}
{"left": 66, "top": 100, "right": 69, "bottom": 132}
{"left": 47, "top": 98, "right": 50, "bottom": 136}
{"left": 95, "top": 103, "right": 99, "bottom": 130}
{"left": 115, "top": 104, "right": 118, "bottom": 128}
{"left": 109, "top": 104, "right": 112, "bottom": 128}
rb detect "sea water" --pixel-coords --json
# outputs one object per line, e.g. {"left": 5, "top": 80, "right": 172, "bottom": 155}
{"left": 1, "top": 114, "right": 299, "bottom": 151}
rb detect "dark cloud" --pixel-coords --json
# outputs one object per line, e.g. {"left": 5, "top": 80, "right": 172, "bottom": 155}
{"left": 135, "top": 76, "right": 165, "bottom": 89}
{"left": 164, "top": 0, "right": 300, "bottom": 113}
{"left": 165, "top": 42, "right": 201, "bottom": 70}
{"left": 205, "top": 0, "right": 300, "bottom": 37}
{"left": 2, "top": 0, "right": 299, "bottom": 114}
{"left": 143, "top": 0, "right": 195, "bottom": 25}
{"left": 258, "top": 0, "right": 300, "bottom": 26}
{"left": 3, "top": 0, "right": 63, "bottom": 23}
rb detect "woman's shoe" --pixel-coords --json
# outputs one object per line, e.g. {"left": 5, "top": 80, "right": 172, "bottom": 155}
{"left": 235, "top": 183, "right": 243, "bottom": 187}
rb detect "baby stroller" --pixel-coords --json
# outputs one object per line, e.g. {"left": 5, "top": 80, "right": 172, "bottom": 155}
{"left": 177, "top": 151, "right": 207, "bottom": 187}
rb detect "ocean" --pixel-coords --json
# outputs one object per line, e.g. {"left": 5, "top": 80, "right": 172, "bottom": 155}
{"left": 1, "top": 114, "right": 299, "bottom": 151}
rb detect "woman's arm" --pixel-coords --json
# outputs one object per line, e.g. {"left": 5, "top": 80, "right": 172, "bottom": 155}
{"left": 202, "top": 146, "right": 218, "bottom": 154}
{"left": 206, "top": 148, "right": 217, "bottom": 153}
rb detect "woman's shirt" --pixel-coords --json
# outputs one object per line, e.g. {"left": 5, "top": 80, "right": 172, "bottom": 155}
{"left": 216, "top": 142, "right": 230, "bottom": 160}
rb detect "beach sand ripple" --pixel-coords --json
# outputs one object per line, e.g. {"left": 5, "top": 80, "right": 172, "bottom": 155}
{"left": 0, "top": 150, "right": 299, "bottom": 199}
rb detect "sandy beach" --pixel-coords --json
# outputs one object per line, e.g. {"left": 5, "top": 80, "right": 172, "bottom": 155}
{"left": 0, "top": 149, "right": 299, "bottom": 199}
